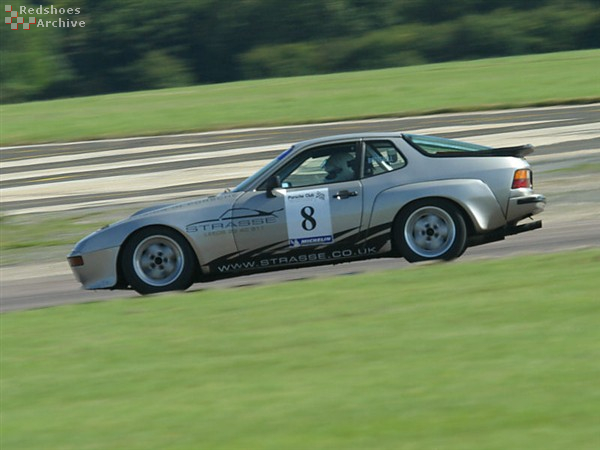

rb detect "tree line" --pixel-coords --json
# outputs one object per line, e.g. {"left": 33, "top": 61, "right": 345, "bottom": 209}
{"left": 1, "top": 0, "right": 598, "bottom": 103}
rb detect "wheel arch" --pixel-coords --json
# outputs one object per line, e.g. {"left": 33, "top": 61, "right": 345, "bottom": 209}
{"left": 390, "top": 196, "right": 476, "bottom": 253}
{"left": 116, "top": 224, "right": 201, "bottom": 287}
{"left": 367, "top": 179, "right": 504, "bottom": 249}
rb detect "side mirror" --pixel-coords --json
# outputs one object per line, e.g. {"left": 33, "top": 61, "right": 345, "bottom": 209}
{"left": 265, "top": 175, "right": 281, "bottom": 198}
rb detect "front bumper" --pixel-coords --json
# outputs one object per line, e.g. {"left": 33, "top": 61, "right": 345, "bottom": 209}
{"left": 67, "top": 246, "right": 120, "bottom": 290}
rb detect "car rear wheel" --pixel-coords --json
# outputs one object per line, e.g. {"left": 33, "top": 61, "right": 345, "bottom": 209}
{"left": 395, "top": 199, "right": 467, "bottom": 262}
{"left": 122, "top": 226, "right": 196, "bottom": 295}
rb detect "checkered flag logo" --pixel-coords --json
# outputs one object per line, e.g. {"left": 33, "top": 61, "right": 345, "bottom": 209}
{"left": 5, "top": 5, "right": 36, "bottom": 30}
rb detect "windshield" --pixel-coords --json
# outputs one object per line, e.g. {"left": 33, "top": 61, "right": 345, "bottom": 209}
{"left": 231, "top": 146, "right": 294, "bottom": 192}
{"left": 405, "top": 134, "right": 490, "bottom": 155}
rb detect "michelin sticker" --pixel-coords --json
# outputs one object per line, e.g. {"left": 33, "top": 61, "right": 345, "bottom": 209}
{"left": 285, "top": 188, "right": 333, "bottom": 247}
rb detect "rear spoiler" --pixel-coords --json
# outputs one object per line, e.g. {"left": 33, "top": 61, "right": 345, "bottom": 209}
{"left": 433, "top": 144, "right": 534, "bottom": 158}
{"left": 479, "top": 144, "right": 534, "bottom": 158}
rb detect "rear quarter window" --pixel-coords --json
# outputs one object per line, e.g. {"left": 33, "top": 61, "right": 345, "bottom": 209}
{"left": 405, "top": 134, "right": 491, "bottom": 156}
{"left": 364, "top": 140, "right": 407, "bottom": 177}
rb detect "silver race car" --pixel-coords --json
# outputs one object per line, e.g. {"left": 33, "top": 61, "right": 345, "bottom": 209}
{"left": 68, "top": 133, "right": 546, "bottom": 294}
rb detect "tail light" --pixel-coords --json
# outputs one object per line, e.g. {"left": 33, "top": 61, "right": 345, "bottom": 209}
{"left": 512, "top": 169, "right": 532, "bottom": 189}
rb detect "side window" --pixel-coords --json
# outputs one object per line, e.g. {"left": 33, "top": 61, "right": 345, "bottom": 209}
{"left": 277, "top": 143, "right": 359, "bottom": 188}
{"left": 364, "top": 140, "right": 406, "bottom": 177}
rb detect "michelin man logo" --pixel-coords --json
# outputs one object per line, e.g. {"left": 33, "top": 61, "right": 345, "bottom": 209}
{"left": 5, "top": 5, "right": 36, "bottom": 30}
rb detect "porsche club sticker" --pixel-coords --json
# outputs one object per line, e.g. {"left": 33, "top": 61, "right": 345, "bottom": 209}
{"left": 284, "top": 188, "right": 333, "bottom": 247}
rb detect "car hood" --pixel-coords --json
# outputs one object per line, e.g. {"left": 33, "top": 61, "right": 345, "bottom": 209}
{"left": 71, "top": 191, "right": 245, "bottom": 255}
{"left": 129, "top": 191, "right": 244, "bottom": 219}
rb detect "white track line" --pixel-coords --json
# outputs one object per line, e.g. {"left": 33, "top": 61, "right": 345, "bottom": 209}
{"left": 2, "top": 143, "right": 291, "bottom": 182}
{"left": 1, "top": 159, "right": 271, "bottom": 202}
{"left": 0, "top": 140, "right": 248, "bottom": 169}
{"left": 5, "top": 121, "right": 597, "bottom": 184}
{"left": 3, "top": 119, "right": 599, "bottom": 215}
{"left": 460, "top": 122, "right": 600, "bottom": 148}
{"left": 2, "top": 120, "right": 563, "bottom": 170}
{"left": 529, "top": 148, "right": 600, "bottom": 163}
{"left": 8, "top": 188, "right": 225, "bottom": 216}
{"left": 406, "top": 119, "right": 569, "bottom": 136}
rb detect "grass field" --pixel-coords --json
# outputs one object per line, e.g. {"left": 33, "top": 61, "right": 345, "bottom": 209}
{"left": 0, "top": 212, "right": 114, "bottom": 266}
{"left": 1, "top": 50, "right": 599, "bottom": 145}
{"left": 2, "top": 249, "right": 599, "bottom": 449}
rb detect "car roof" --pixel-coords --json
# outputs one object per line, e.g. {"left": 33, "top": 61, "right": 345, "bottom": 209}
{"left": 293, "top": 132, "right": 405, "bottom": 151}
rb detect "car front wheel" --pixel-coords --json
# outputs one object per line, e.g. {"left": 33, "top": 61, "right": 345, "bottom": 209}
{"left": 121, "top": 226, "right": 197, "bottom": 295}
{"left": 395, "top": 199, "right": 467, "bottom": 262}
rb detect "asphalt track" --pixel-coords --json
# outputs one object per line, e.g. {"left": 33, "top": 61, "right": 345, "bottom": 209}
{"left": 1, "top": 104, "right": 599, "bottom": 312}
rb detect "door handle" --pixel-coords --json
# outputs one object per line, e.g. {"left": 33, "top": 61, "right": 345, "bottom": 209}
{"left": 333, "top": 190, "right": 358, "bottom": 200}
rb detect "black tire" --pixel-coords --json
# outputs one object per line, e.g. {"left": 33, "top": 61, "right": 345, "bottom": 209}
{"left": 121, "top": 226, "right": 197, "bottom": 295}
{"left": 395, "top": 199, "right": 467, "bottom": 263}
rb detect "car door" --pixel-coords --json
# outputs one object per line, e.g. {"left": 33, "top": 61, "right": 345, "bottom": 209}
{"left": 231, "top": 141, "right": 365, "bottom": 269}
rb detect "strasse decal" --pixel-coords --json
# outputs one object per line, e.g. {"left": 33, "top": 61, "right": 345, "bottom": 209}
{"left": 214, "top": 261, "right": 257, "bottom": 272}
{"left": 186, "top": 207, "right": 282, "bottom": 233}
{"left": 215, "top": 246, "right": 378, "bottom": 273}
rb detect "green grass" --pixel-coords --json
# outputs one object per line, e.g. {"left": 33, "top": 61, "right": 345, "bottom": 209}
{"left": 2, "top": 50, "right": 599, "bottom": 145}
{"left": 0, "top": 212, "right": 115, "bottom": 266}
{"left": 2, "top": 249, "right": 599, "bottom": 449}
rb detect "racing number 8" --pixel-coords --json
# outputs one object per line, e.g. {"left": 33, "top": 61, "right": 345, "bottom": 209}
{"left": 301, "top": 206, "right": 317, "bottom": 231}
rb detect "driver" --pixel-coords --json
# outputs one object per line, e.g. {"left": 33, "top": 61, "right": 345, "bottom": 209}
{"left": 323, "top": 152, "right": 356, "bottom": 182}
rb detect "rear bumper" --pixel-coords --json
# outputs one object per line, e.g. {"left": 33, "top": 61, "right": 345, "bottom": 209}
{"left": 507, "top": 194, "right": 546, "bottom": 222}
{"left": 517, "top": 194, "right": 546, "bottom": 207}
